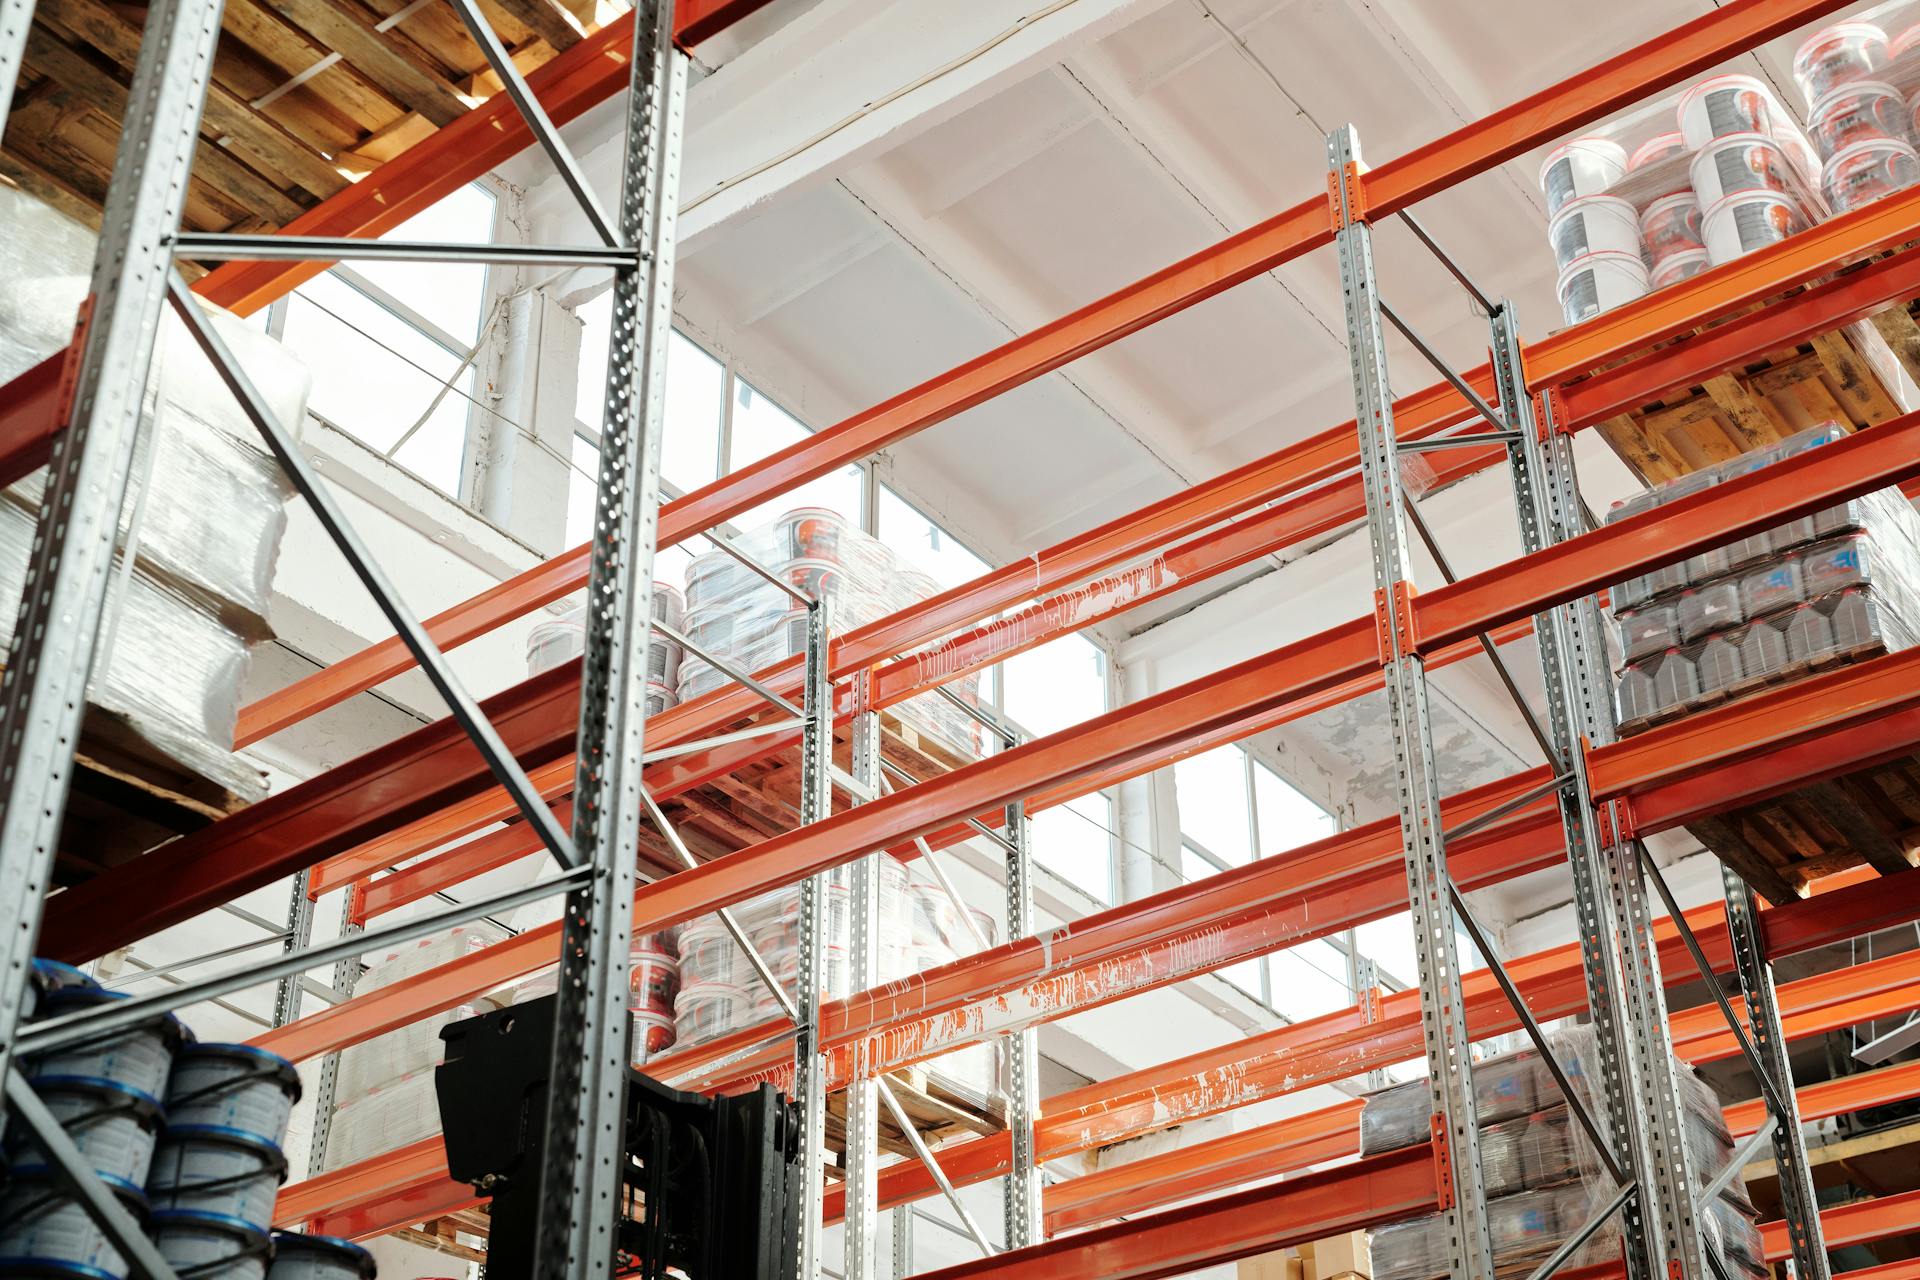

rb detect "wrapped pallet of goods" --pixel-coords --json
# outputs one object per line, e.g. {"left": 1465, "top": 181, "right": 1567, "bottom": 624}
{"left": 1360, "top": 1030, "right": 1766, "bottom": 1280}
{"left": 676, "top": 507, "right": 988, "bottom": 758}
{"left": 668, "top": 851, "right": 1004, "bottom": 1113}
{"left": 1605, "top": 424, "right": 1920, "bottom": 736}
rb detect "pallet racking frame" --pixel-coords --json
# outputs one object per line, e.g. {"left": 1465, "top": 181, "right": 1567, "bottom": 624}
{"left": 5, "top": 0, "right": 1920, "bottom": 1277}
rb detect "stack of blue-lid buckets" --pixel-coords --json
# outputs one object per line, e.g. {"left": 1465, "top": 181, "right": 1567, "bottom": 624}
{"left": 2, "top": 959, "right": 377, "bottom": 1280}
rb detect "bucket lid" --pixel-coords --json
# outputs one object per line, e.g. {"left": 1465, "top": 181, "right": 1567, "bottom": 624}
{"left": 29, "top": 959, "right": 96, "bottom": 994}
{"left": 173, "top": 1043, "right": 302, "bottom": 1102}
{"left": 149, "top": 1208, "right": 272, "bottom": 1245}
{"left": 20, "top": 1073, "right": 166, "bottom": 1119}
{"left": 1545, "top": 192, "right": 1637, "bottom": 230}
{"left": 678, "top": 980, "right": 751, "bottom": 1001}
{"left": 34, "top": 987, "right": 188, "bottom": 1045}
{"left": 1555, "top": 250, "right": 1652, "bottom": 296}
{"left": 1689, "top": 129, "right": 1783, "bottom": 156}
{"left": 776, "top": 506, "right": 847, "bottom": 526}
{"left": 1640, "top": 190, "right": 1700, "bottom": 220}
{"left": 272, "top": 1233, "right": 378, "bottom": 1278}
{"left": 1679, "top": 73, "right": 1778, "bottom": 117}
{"left": 1537, "top": 135, "right": 1626, "bottom": 185}
{"left": 1794, "top": 20, "right": 1888, "bottom": 69}
{"left": 1891, "top": 23, "right": 1920, "bottom": 60}
{"left": 0, "top": 1258, "right": 131, "bottom": 1280}
{"left": 0, "top": 1166, "right": 150, "bottom": 1206}
{"left": 155, "top": 1123, "right": 291, "bottom": 1180}
{"left": 630, "top": 1009, "right": 677, "bottom": 1026}
{"left": 1628, "top": 131, "right": 1687, "bottom": 169}
{"left": 1810, "top": 77, "right": 1903, "bottom": 120}
{"left": 1701, "top": 188, "right": 1803, "bottom": 220}
{"left": 1822, "top": 133, "right": 1920, "bottom": 173}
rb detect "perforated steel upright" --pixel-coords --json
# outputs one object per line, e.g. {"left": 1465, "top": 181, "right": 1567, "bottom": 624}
{"left": 533, "top": 1, "right": 685, "bottom": 1273}
{"left": 793, "top": 599, "right": 835, "bottom": 1280}
{"left": 843, "top": 673, "right": 886, "bottom": 1280}
{"left": 1327, "top": 125, "right": 1495, "bottom": 1280}
{"left": 0, "top": 0, "right": 224, "bottom": 1084}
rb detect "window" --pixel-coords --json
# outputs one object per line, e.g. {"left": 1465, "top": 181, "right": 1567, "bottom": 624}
{"left": 574, "top": 305, "right": 725, "bottom": 496}
{"left": 1175, "top": 747, "right": 1254, "bottom": 872}
{"left": 277, "top": 183, "right": 498, "bottom": 499}
{"left": 1255, "top": 761, "right": 1337, "bottom": 856}
{"left": 1267, "top": 938, "right": 1353, "bottom": 1021}
{"left": 1031, "top": 792, "right": 1113, "bottom": 905}
{"left": 1002, "top": 634, "right": 1105, "bottom": 739}
{"left": 728, "top": 378, "right": 864, "bottom": 528}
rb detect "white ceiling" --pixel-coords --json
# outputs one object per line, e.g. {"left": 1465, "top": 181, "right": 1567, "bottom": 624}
{"left": 664, "top": 0, "right": 1811, "bottom": 579}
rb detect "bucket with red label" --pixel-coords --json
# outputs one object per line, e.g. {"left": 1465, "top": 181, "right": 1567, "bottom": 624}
{"left": 1650, "top": 249, "right": 1711, "bottom": 290}
{"left": 1792, "top": 21, "right": 1888, "bottom": 105}
{"left": 1556, "top": 251, "right": 1649, "bottom": 326}
{"left": 1678, "top": 74, "right": 1786, "bottom": 150}
{"left": 1629, "top": 132, "right": 1688, "bottom": 172}
{"left": 1688, "top": 132, "right": 1799, "bottom": 206}
{"left": 1701, "top": 190, "right": 1809, "bottom": 265}
{"left": 1538, "top": 137, "right": 1626, "bottom": 216}
{"left": 1638, "top": 192, "right": 1704, "bottom": 268}
{"left": 1546, "top": 195, "right": 1641, "bottom": 271}
{"left": 1822, "top": 136, "right": 1920, "bottom": 212}
{"left": 1808, "top": 80, "right": 1910, "bottom": 160}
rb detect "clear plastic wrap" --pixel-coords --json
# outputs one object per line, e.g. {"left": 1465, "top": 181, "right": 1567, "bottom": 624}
{"left": 675, "top": 508, "right": 986, "bottom": 757}
{"left": 1606, "top": 424, "right": 1920, "bottom": 734}
{"left": 0, "top": 186, "right": 309, "bottom": 799}
{"left": 1364, "top": 1030, "right": 1763, "bottom": 1280}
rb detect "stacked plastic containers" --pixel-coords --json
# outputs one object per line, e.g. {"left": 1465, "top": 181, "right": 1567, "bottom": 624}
{"left": 2, "top": 959, "right": 335, "bottom": 1280}
{"left": 1606, "top": 424, "right": 1920, "bottom": 735}
{"left": 1363, "top": 1030, "right": 1767, "bottom": 1280}
{"left": 676, "top": 508, "right": 987, "bottom": 758}
{"left": 1539, "top": 67, "right": 1835, "bottom": 325}
{"left": 320, "top": 923, "right": 507, "bottom": 1173}
{"left": 507, "top": 932, "right": 681, "bottom": 1070}
{"left": 525, "top": 583, "right": 686, "bottom": 718}
{"left": 669, "top": 852, "right": 1003, "bottom": 1109}
{"left": 1795, "top": 21, "right": 1920, "bottom": 215}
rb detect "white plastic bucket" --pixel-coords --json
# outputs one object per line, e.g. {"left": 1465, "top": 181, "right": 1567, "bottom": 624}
{"left": 1546, "top": 196, "right": 1641, "bottom": 270}
{"left": 5, "top": 1078, "right": 165, "bottom": 1186}
{"left": 0, "top": 1173, "right": 147, "bottom": 1279}
{"left": 1638, "top": 192, "right": 1704, "bottom": 266}
{"left": 1701, "top": 191, "right": 1809, "bottom": 265}
{"left": 682, "top": 550, "right": 738, "bottom": 607}
{"left": 25, "top": 958, "right": 96, "bottom": 1021}
{"left": 525, "top": 614, "right": 584, "bottom": 677}
{"left": 674, "top": 980, "right": 752, "bottom": 1045}
{"left": 1808, "top": 80, "right": 1909, "bottom": 160}
{"left": 1628, "top": 132, "right": 1688, "bottom": 171}
{"left": 1822, "top": 136, "right": 1920, "bottom": 212}
{"left": 1688, "top": 132, "right": 1798, "bottom": 206}
{"left": 25, "top": 987, "right": 184, "bottom": 1102}
{"left": 773, "top": 507, "right": 852, "bottom": 563}
{"left": 165, "top": 1044, "right": 301, "bottom": 1147}
{"left": 629, "top": 1011, "right": 676, "bottom": 1068}
{"left": 643, "top": 680, "right": 677, "bottom": 718}
{"left": 1678, "top": 75, "right": 1784, "bottom": 150}
{"left": 1538, "top": 137, "right": 1626, "bottom": 216}
{"left": 152, "top": 1211, "right": 272, "bottom": 1280}
{"left": 268, "top": 1232, "right": 377, "bottom": 1280}
{"left": 1651, "top": 249, "right": 1712, "bottom": 290}
{"left": 1792, "top": 21, "right": 1888, "bottom": 105}
{"left": 650, "top": 581, "right": 686, "bottom": 630}
{"left": 1556, "top": 251, "right": 1650, "bottom": 326}
{"left": 1893, "top": 23, "right": 1920, "bottom": 61}
{"left": 145, "top": 1128, "right": 287, "bottom": 1232}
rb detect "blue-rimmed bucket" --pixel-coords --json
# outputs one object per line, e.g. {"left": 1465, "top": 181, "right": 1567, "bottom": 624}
{"left": 145, "top": 1126, "right": 288, "bottom": 1234}
{"left": 24, "top": 958, "right": 97, "bottom": 1023}
{"left": 165, "top": 1045, "right": 301, "bottom": 1147}
{"left": 151, "top": 1211, "right": 273, "bottom": 1280}
{"left": 5, "top": 1077, "right": 165, "bottom": 1186}
{"left": 0, "top": 1171, "right": 148, "bottom": 1280}
{"left": 24, "top": 987, "right": 186, "bottom": 1102}
{"left": 267, "top": 1233, "right": 376, "bottom": 1280}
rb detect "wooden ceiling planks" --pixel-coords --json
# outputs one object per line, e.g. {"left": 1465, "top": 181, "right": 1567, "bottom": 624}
{"left": 1, "top": 0, "right": 612, "bottom": 240}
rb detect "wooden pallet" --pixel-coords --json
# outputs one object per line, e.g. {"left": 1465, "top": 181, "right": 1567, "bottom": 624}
{"left": 641, "top": 704, "right": 980, "bottom": 875}
{"left": 1592, "top": 315, "right": 1909, "bottom": 487}
{"left": 821, "top": 1062, "right": 1006, "bottom": 1176}
{"left": 1689, "top": 754, "right": 1920, "bottom": 907}
{"left": 395, "top": 1203, "right": 490, "bottom": 1264}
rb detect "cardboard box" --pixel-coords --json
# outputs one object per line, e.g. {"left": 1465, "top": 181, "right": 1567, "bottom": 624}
{"left": 1303, "top": 1231, "right": 1372, "bottom": 1280}
{"left": 1238, "top": 1250, "right": 1305, "bottom": 1280}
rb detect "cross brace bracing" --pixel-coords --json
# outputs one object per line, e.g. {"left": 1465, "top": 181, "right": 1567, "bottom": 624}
{"left": 5, "top": 0, "right": 1920, "bottom": 1275}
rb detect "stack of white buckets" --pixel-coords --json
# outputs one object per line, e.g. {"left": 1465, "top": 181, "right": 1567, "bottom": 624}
{"left": 1, "top": 958, "right": 376, "bottom": 1280}
{"left": 1541, "top": 18, "right": 1920, "bottom": 328}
